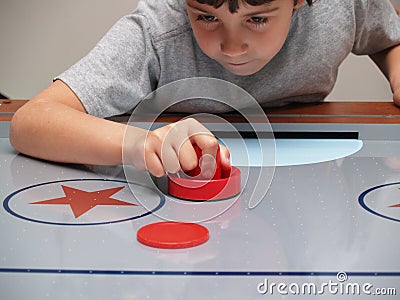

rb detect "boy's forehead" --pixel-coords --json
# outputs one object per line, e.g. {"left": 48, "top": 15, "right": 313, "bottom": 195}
{"left": 186, "top": 0, "right": 277, "bottom": 4}
{"left": 185, "top": 0, "right": 278, "bottom": 12}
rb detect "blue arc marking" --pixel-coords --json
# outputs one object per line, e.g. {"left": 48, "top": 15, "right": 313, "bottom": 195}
{"left": 0, "top": 268, "right": 399, "bottom": 277}
{"left": 3, "top": 178, "right": 166, "bottom": 226}
{"left": 358, "top": 182, "right": 400, "bottom": 223}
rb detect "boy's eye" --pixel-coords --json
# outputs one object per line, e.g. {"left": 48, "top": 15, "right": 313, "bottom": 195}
{"left": 249, "top": 16, "right": 268, "bottom": 24}
{"left": 196, "top": 14, "right": 218, "bottom": 22}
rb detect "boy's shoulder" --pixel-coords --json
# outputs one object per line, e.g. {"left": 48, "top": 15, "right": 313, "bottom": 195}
{"left": 133, "top": 0, "right": 191, "bottom": 42}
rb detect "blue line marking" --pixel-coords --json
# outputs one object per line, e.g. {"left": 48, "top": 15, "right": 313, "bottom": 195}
{"left": 0, "top": 268, "right": 399, "bottom": 277}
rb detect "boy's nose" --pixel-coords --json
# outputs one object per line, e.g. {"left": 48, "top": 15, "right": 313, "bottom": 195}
{"left": 220, "top": 36, "right": 248, "bottom": 57}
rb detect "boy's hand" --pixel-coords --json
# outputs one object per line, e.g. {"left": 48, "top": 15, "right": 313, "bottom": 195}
{"left": 393, "top": 87, "right": 400, "bottom": 107}
{"left": 391, "top": 2, "right": 400, "bottom": 107}
{"left": 125, "top": 118, "right": 230, "bottom": 178}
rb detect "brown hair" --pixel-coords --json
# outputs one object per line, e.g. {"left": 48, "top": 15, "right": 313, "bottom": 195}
{"left": 195, "top": 0, "right": 314, "bottom": 13}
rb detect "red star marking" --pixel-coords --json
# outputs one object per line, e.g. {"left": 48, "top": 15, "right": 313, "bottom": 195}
{"left": 31, "top": 185, "right": 138, "bottom": 218}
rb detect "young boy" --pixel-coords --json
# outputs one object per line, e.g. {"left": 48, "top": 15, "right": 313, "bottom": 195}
{"left": 9, "top": 0, "right": 400, "bottom": 178}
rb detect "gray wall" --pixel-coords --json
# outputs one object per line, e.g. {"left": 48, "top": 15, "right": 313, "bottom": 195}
{"left": 0, "top": 0, "right": 398, "bottom": 102}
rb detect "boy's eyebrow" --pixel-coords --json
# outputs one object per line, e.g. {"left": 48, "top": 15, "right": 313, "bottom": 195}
{"left": 186, "top": 2, "right": 212, "bottom": 14}
{"left": 186, "top": 2, "right": 280, "bottom": 15}
{"left": 243, "top": 6, "right": 280, "bottom": 16}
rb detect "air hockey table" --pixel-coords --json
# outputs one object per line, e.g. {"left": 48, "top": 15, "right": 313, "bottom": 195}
{"left": 0, "top": 100, "right": 399, "bottom": 299}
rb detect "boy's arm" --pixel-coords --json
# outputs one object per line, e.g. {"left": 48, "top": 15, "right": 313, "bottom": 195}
{"left": 9, "top": 80, "right": 132, "bottom": 166}
{"left": 9, "top": 80, "right": 227, "bottom": 177}
{"left": 369, "top": 44, "right": 400, "bottom": 107}
{"left": 368, "top": 1, "right": 400, "bottom": 106}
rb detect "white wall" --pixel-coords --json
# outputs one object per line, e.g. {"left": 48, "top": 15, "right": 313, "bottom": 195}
{"left": 328, "top": 0, "right": 400, "bottom": 102}
{"left": 326, "top": 54, "right": 392, "bottom": 101}
{"left": 0, "top": 0, "right": 398, "bottom": 101}
{"left": 0, "top": 0, "right": 138, "bottom": 99}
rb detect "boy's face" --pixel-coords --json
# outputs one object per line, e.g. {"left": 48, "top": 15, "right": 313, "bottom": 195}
{"left": 186, "top": 0, "right": 304, "bottom": 76}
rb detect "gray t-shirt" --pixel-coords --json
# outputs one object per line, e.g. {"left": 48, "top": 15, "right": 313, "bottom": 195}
{"left": 58, "top": 0, "right": 400, "bottom": 118}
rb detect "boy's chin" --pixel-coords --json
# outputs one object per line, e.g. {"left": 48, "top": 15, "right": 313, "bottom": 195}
{"left": 227, "top": 68, "right": 261, "bottom": 76}
{"left": 220, "top": 61, "right": 266, "bottom": 76}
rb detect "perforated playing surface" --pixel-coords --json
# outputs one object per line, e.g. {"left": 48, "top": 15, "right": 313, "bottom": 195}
{"left": 0, "top": 132, "right": 399, "bottom": 299}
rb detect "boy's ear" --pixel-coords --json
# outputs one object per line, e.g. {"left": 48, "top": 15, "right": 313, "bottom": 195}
{"left": 294, "top": 0, "right": 306, "bottom": 9}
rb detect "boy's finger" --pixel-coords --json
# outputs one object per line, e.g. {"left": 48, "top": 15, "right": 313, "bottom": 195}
{"left": 160, "top": 145, "right": 181, "bottom": 174}
{"left": 178, "top": 139, "right": 199, "bottom": 172}
{"left": 219, "top": 145, "right": 231, "bottom": 170}
{"left": 145, "top": 152, "right": 165, "bottom": 177}
{"left": 190, "top": 138, "right": 218, "bottom": 179}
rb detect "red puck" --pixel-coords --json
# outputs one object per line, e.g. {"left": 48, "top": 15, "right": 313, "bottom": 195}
{"left": 168, "top": 166, "right": 241, "bottom": 200}
{"left": 137, "top": 222, "right": 209, "bottom": 249}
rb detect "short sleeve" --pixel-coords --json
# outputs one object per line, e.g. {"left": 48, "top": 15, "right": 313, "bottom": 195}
{"left": 57, "top": 13, "right": 160, "bottom": 118}
{"left": 352, "top": 0, "right": 400, "bottom": 55}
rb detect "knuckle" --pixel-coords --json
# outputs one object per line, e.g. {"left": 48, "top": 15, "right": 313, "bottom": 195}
{"left": 184, "top": 117, "right": 197, "bottom": 124}
{"left": 204, "top": 137, "right": 218, "bottom": 149}
{"left": 185, "top": 160, "right": 198, "bottom": 171}
{"left": 185, "top": 117, "right": 194, "bottom": 121}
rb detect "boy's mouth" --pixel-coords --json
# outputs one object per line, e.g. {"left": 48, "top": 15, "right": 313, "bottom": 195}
{"left": 227, "top": 62, "right": 248, "bottom": 66}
